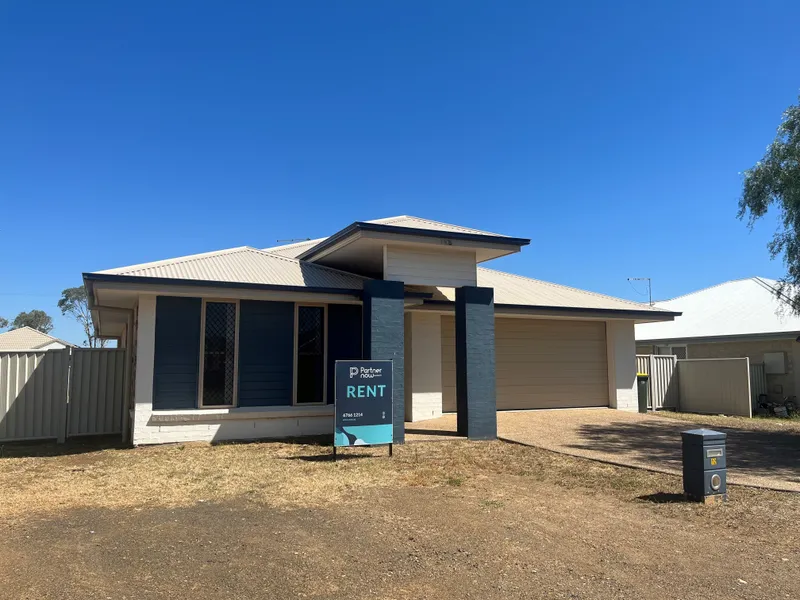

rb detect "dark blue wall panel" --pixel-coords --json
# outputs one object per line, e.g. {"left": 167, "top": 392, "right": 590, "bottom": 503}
{"left": 153, "top": 296, "right": 202, "bottom": 410}
{"left": 362, "top": 280, "right": 405, "bottom": 443}
{"left": 455, "top": 286, "right": 496, "bottom": 440}
{"left": 327, "top": 304, "right": 363, "bottom": 404}
{"left": 237, "top": 300, "right": 295, "bottom": 407}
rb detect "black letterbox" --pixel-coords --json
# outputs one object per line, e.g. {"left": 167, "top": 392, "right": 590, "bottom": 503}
{"left": 681, "top": 429, "right": 727, "bottom": 503}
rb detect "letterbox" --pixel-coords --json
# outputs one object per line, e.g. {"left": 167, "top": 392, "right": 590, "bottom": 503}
{"left": 681, "top": 429, "right": 727, "bottom": 503}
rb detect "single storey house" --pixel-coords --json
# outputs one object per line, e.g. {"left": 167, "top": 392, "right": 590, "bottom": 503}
{"left": 636, "top": 277, "right": 800, "bottom": 402}
{"left": 84, "top": 215, "right": 676, "bottom": 446}
{"left": 0, "top": 326, "right": 76, "bottom": 351}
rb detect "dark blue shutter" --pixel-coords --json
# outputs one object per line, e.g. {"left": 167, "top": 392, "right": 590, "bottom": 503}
{"left": 237, "top": 300, "right": 294, "bottom": 407}
{"left": 153, "top": 296, "right": 202, "bottom": 410}
{"left": 327, "top": 304, "right": 363, "bottom": 404}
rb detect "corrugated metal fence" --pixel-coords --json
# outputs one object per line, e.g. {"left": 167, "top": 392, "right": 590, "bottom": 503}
{"left": 749, "top": 363, "right": 767, "bottom": 410}
{"left": 678, "top": 358, "right": 752, "bottom": 417}
{"left": 636, "top": 354, "right": 679, "bottom": 410}
{"left": 0, "top": 348, "right": 127, "bottom": 443}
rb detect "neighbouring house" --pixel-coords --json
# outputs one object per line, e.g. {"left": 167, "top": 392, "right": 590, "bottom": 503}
{"left": 84, "top": 215, "right": 677, "bottom": 446}
{"left": 635, "top": 277, "right": 800, "bottom": 403}
{"left": 0, "top": 326, "right": 76, "bottom": 351}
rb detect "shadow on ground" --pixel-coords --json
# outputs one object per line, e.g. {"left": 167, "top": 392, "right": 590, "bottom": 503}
{"left": 567, "top": 420, "right": 800, "bottom": 484}
{"left": 0, "top": 435, "right": 125, "bottom": 459}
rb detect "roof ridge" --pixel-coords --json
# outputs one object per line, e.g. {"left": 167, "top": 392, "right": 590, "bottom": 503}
{"left": 245, "top": 247, "right": 371, "bottom": 280}
{"left": 96, "top": 246, "right": 252, "bottom": 275}
{"left": 477, "top": 266, "right": 660, "bottom": 311}
{"left": 371, "top": 215, "right": 506, "bottom": 237}
{"left": 262, "top": 237, "right": 325, "bottom": 253}
{"left": 661, "top": 277, "right": 767, "bottom": 302}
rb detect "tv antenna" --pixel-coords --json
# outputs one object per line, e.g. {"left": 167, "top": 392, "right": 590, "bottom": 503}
{"left": 627, "top": 277, "right": 653, "bottom": 306}
{"left": 275, "top": 237, "right": 311, "bottom": 243}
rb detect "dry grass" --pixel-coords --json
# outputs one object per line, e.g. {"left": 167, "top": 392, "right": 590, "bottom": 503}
{"left": 1, "top": 437, "right": 797, "bottom": 528}
{"left": 653, "top": 410, "right": 800, "bottom": 433}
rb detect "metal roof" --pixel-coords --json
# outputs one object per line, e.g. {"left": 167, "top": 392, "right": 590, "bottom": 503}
{"left": 262, "top": 215, "right": 513, "bottom": 258}
{"left": 635, "top": 277, "right": 800, "bottom": 342}
{"left": 0, "top": 327, "right": 76, "bottom": 350}
{"left": 89, "top": 217, "right": 670, "bottom": 317}
{"left": 92, "top": 246, "right": 367, "bottom": 290}
{"left": 432, "top": 268, "right": 669, "bottom": 313}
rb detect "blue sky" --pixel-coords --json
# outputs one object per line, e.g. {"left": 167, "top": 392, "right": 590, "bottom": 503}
{"left": 1, "top": 1, "right": 799, "bottom": 344}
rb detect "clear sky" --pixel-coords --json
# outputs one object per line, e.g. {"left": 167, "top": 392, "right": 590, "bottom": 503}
{"left": 1, "top": 1, "right": 799, "bottom": 345}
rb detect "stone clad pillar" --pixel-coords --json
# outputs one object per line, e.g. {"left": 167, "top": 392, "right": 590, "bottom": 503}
{"left": 362, "top": 280, "right": 406, "bottom": 443}
{"left": 455, "top": 286, "right": 496, "bottom": 440}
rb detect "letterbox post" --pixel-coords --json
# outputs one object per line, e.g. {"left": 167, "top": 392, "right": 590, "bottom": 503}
{"left": 681, "top": 429, "right": 727, "bottom": 504}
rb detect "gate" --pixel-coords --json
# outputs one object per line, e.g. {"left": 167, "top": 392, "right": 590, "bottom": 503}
{"left": 749, "top": 362, "right": 767, "bottom": 410}
{"left": 636, "top": 354, "right": 679, "bottom": 410}
{"left": 0, "top": 348, "right": 127, "bottom": 443}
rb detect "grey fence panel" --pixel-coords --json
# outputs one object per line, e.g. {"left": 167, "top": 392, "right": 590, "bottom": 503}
{"left": 635, "top": 355, "right": 678, "bottom": 410}
{"left": 749, "top": 363, "right": 767, "bottom": 409}
{"left": 0, "top": 350, "right": 70, "bottom": 442}
{"left": 68, "top": 349, "right": 126, "bottom": 436}
{"left": 677, "top": 358, "right": 752, "bottom": 417}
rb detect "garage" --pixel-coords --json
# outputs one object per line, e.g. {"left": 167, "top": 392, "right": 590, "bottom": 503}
{"left": 442, "top": 316, "right": 609, "bottom": 411}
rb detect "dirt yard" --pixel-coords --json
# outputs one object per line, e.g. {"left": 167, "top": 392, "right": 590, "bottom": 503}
{"left": 1, "top": 437, "right": 798, "bottom": 599}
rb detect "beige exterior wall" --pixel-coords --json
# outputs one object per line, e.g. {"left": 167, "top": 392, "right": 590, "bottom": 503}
{"left": 383, "top": 245, "right": 477, "bottom": 287}
{"left": 404, "top": 312, "right": 443, "bottom": 422}
{"left": 606, "top": 320, "right": 637, "bottom": 411}
{"left": 686, "top": 338, "right": 796, "bottom": 401}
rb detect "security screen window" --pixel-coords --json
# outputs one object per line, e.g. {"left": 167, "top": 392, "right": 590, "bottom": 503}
{"left": 296, "top": 305, "right": 325, "bottom": 403}
{"left": 201, "top": 301, "right": 237, "bottom": 406}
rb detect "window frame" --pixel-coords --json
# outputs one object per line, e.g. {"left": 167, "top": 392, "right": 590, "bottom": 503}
{"left": 292, "top": 303, "right": 328, "bottom": 406}
{"left": 197, "top": 298, "right": 241, "bottom": 409}
{"left": 657, "top": 344, "right": 688, "bottom": 359}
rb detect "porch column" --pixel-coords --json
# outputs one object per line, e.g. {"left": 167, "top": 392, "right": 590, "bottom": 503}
{"left": 362, "top": 280, "right": 405, "bottom": 444}
{"left": 455, "top": 286, "right": 496, "bottom": 440}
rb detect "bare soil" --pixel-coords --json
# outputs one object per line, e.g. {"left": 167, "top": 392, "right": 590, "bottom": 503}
{"left": 0, "top": 438, "right": 798, "bottom": 599}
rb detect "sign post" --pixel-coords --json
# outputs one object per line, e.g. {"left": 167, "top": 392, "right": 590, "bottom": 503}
{"left": 334, "top": 360, "right": 394, "bottom": 459}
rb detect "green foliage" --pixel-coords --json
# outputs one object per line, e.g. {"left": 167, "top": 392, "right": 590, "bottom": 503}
{"left": 12, "top": 310, "right": 54, "bottom": 334}
{"left": 739, "top": 95, "right": 800, "bottom": 310}
{"left": 58, "top": 285, "right": 106, "bottom": 348}
{"left": 0, "top": 316, "right": 8, "bottom": 330}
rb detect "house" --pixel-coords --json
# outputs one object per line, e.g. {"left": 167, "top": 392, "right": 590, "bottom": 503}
{"left": 84, "top": 215, "right": 677, "bottom": 446}
{"left": 635, "top": 277, "right": 800, "bottom": 402}
{"left": 0, "top": 326, "right": 76, "bottom": 351}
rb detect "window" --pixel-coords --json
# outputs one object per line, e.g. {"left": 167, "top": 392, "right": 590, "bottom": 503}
{"left": 657, "top": 345, "right": 687, "bottom": 360}
{"left": 199, "top": 300, "right": 238, "bottom": 407}
{"left": 295, "top": 305, "right": 326, "bottom": 404}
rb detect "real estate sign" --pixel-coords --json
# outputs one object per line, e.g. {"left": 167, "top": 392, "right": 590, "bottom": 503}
{"left": 334, "top": 360, "right": 393, "bottom": 447}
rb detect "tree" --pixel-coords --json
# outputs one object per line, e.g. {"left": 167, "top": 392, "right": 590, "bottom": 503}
{"left": 12, "top": 310, "right": 54, "bottom": 333}
{"left": 0, "top": 316, "right": 8, "bottom": 330}
{"left": 58, "top": 285, "right": 107, "bottom": 348}
{"left": 739, "top": 94, "right": 800, "bottom": 312}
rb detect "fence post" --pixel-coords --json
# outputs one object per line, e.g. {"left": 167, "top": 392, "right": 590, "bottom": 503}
{"left": 648, "top": 354, "right": 655, "bottom": 411}
{"left": 57, "top": 348, "right": 72, "bottom": 443}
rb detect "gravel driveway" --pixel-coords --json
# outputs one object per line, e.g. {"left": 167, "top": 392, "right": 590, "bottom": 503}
{"left": 406, "top": 409, "right": 800, "bottom": 492}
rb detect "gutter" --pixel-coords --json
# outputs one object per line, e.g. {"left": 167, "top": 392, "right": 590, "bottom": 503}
{"left": 416, "top": 299, "right": 681, "bottom": 320}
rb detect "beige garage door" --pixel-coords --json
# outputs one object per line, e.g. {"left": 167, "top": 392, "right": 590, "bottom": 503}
{"left": 442, "top": 316, "right": 609, "bottom": 411}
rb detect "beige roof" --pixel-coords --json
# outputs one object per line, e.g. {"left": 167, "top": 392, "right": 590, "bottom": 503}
{"left": 93, "top": 246, "right": 367, "bottom": 290}
{"left": 0, "top": 327, "right": 75, "bottom": 350}
{"left": 431, "top": 268, "right": 669, "bottom": 313}
{"left": 263, "top": 215, "right": 512, "bottom": 258}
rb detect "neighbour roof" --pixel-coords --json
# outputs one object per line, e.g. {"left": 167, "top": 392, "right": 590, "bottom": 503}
{"left": 90, "top": 246, "right": 367, "bottom": 291}
{"left": 635, "top": 277, "right": 800, "bottom": 342}
{"left": 263, "top": 215, "right": 514, "bottom": 259}
{"left": 433, "top": 268, "right": 669, "bottom": 313}
{"left": 0, "top": 327, "right": 75, "bottom": 350}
